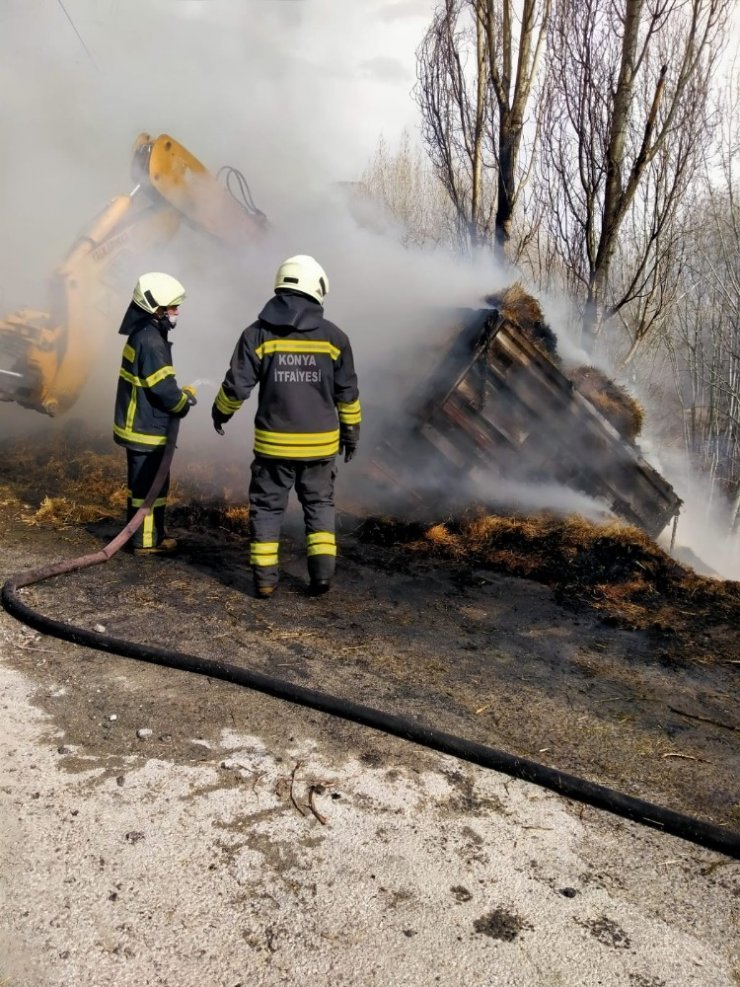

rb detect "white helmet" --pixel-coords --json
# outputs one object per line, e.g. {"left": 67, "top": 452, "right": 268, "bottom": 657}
{"left": 133, "top": 272, "right": 186, "bottom": 314}
{"left": 274, "top": 255, "right": 329, "bottom": 304}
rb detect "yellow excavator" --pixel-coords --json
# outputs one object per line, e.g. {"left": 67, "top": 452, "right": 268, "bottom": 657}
{"left": 0, "top": 133, "right": 267, "bottom": 416}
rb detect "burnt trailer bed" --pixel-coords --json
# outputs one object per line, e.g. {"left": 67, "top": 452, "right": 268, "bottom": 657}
{"left": 370, "top": 307, "right": 681, "bottom": 539}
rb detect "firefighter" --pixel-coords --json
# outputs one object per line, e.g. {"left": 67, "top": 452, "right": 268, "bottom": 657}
{"left": 211, "top": 254, "right": 361, "bottom": 598}
{"left": 113, "top": 272, "right": 197, "bottom": 554}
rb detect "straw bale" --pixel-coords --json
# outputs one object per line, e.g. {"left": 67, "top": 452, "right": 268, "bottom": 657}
{"left": 569, "top": 365, "right": 644, "bottom": 441}
{"left": 484, "top": 282, "right": 560, "bottom": 362}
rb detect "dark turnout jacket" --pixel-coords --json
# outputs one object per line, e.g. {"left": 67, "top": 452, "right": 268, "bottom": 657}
{"left": 113, "top": 303, "right": 191, "bottom": 452}
{"left": 214, "top": 292, "right": 361, "bottom": 460}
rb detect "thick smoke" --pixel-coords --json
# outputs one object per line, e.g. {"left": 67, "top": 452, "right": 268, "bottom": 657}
{"left": 0, "top": 1, "right": 505, "bottom": 457}
{"left": 0, "top": 2, "right": 483, "bottom": 417}
{"left": 0, "top": 1, "right": 441, "bottom": 429}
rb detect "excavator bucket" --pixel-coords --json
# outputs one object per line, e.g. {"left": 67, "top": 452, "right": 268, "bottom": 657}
{"left": 0, "top": 131, "right": 268, "bottom": 416}
{"left": 133, "top": 133, "right": 267, "bottom": 244}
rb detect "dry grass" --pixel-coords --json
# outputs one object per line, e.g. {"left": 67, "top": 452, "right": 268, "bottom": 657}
{"left": 0, "top": 429, "right": 124, "bottom": 502}
{"left": 224, "top": 505, "right": 250, "bottom": 527}
{"left": 422, "top": 522, "right": 461, "bottom": 554}
{"left": 0, "top": 426, "right": 251, "bottom": 535}
{"left": 0, "top": 484, "right": 23, "bottom": 510}
{"left": 0, "top": 429, "right": 126, "bottom": 526}
{"left": 21, "top": 496, "right": 117, "bottom": 527}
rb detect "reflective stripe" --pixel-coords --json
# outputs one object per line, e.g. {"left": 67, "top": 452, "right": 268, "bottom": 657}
{"left": 255, "top": 339, "right": 341, "bottom": 361}
{"left": 141, "top": 512, "right": 155, "bottom": 548}
{"left": 337, "top": 399, "right": 362, "bottom": 424}
{"left": 143, "top": 365, "right": 176, "bottom": 387}
{"left": 125, "top": 387, "right": 137, "bottom": 432}
{"left": 215, "top": 385, "right": 243, "bottom": 415}
{"left": 253, "top": 440, "right": 339, "bottom": 458}
{"left": 255, "top": 428, "right": 339, "bottom": 445}
{"left": 118, "top": 365, "right": 176, "bottom": 388}
{"left": 306, "top": 531, "right": 336, "bottom": 557}
{"left": 113, "top": 424, "right": 167, "bottom": 446}
{"left": 123, "top": 343, "right": 135, "bottom": 362}
{"left": 250, "top": 541, "right": 279, "bottom": 566}
{"left": 171, "top": 391, "right": 188, "bottom": 414}
{"left": 131, "top": 496, "right": 168, "bottom": 509}
{"left": 254, "top": 427, "right": 339, "bottom": 459}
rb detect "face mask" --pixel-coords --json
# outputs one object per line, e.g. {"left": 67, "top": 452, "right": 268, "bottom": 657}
{"left": 158, "top": 310, "right": 177, "bottom": 330}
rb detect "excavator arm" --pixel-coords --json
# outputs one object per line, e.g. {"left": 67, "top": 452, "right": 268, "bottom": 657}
{"left": 0, "top": 133, "right": 266, "bottom": 416}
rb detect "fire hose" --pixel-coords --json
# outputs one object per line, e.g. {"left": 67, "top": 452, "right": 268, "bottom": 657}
{"left": 1, "top": 421, "right": 738, "bottom": 860}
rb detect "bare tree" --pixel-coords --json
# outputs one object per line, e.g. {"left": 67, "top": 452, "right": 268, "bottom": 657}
{"left": 415, "top": 0, "right": 549, "bottom": 257}
{"left": 538, "top": 0, "right": 731, "bottom": 354}
{"left": 661, "top": 223, "right": 740, "bottom": 533}
{"left": 359, "top": 132, "right": 459, "bottom": 248}
{"left": 658, "top": 66, "right": 740, "bottom": 536}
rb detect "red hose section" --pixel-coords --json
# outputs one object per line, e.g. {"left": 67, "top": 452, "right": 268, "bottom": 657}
{"left": 11, "top": 422, "right": 180, "bottom": 589}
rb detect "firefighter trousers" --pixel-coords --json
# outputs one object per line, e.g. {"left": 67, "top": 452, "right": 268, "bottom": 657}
{"left": 126, "top": 448, "right": 170, "bottom": 549}
{"left": 248, "top": 456, "right": 337, "bottom": 590}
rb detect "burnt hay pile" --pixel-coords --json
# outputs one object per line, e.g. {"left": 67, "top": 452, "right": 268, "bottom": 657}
{"left": 485, "top": 283, "right": 645, "bottom": 443}
{"left": 357, "top": 512, "right": 740, "bottom": 648}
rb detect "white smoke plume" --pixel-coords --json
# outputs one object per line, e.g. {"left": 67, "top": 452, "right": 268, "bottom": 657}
{"left": 0, "top": 1, "right": 440, "bottom": 431}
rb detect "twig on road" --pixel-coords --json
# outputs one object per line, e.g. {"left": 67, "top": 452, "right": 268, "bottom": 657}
{"left": 308, "top": 786, "right": 327, "bottom": 826}
{"left": 289, "top": 761, "right": 306, "bottom": 817}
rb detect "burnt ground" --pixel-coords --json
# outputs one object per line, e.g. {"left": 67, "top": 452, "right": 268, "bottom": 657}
{"left": 0, "top": 457, "right": 738, "bottom": 838}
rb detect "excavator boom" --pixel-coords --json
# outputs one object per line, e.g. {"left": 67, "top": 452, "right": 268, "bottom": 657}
{"left": 0, "top": 133, "right": 266, "bottom": 416}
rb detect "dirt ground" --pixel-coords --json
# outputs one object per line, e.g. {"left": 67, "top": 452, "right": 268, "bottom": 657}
{"left": 3, "top": 499, "right": 738, "bottom": 830}
{"left": 0, "top": 434, "right": 739, "bottom": 986}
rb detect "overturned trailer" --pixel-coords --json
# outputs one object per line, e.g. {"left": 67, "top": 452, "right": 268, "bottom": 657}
{"left": 369, "top": 305, "right": 681, "bottom": 540}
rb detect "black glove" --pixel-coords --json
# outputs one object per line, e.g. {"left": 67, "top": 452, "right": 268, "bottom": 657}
{"left": 211, "top": 405, "right": 230, "bottom": 436}
{"left": 339, "top": 424, "right": 360, "bottom": 463}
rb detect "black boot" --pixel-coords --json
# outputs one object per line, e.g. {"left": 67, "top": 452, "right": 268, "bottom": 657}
{"left": 254, "top": 579, "right": 278, "bottom": 599}
{"left": 309, "top": 578, "right": 332, "bottom": 595}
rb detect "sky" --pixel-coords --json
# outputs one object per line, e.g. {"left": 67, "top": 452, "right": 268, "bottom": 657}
{"left": 0, "top": 0, "right": 737, "bottom": 578}
{"left": 0, "top": 0, "right": 433, "bottom": 205}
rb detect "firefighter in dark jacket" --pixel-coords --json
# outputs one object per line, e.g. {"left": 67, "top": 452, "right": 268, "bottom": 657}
{"left": 211, "top": 254, "right": 361, "bottom": 598}
{"left": 113, "top": 272, "right": 197, "bottom": 554}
